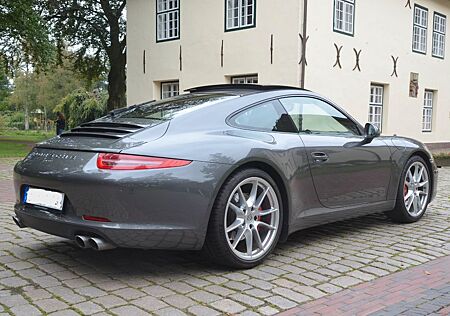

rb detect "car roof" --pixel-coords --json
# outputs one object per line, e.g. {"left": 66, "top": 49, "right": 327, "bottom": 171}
{"left": 186, "top": 84, "right": 309, "bottom": 96}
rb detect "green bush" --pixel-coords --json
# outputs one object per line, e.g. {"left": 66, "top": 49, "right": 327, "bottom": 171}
{"left": 55, "top": 89, "right": 107, "bottom": 128}
{"left": 8, "top": 112, "right": 26, "bottom": 130}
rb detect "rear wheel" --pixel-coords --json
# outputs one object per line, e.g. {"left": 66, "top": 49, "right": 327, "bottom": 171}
{"left": 387, "top": 156, "right": 431, "bottom": 223}
{"left": 204, "top": 168, "right": 282, "bottom": 268}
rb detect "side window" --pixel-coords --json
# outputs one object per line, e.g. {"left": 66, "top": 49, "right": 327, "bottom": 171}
{"left": 279, "top": 97, "right": 361, "bottom": 136}
{"left": 229, "top": 100, "right": 297, "bottom": 133}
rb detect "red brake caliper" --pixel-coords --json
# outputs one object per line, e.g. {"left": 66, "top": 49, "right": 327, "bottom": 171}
{"left": 404, "top": 183, "right": 408, "bottom": 197}
{"left": 257, "top": 207, "right": 263, "bottom": 231}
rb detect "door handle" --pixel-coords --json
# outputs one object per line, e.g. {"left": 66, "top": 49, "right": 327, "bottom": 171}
{"left": 311, "top": 152, "right": 329, "bottom": 163}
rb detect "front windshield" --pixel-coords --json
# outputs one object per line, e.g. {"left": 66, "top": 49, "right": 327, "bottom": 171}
{"left": 116, "top": 94, "right": 235, "bottom": 121}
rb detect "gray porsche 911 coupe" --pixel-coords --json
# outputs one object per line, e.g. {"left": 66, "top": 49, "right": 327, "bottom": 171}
{"left": 13, "top": 85, "right": 438, "bottom": 268}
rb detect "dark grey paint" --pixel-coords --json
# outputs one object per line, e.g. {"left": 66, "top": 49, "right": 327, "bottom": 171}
{"left": 13, "top": 89, "right": 438, "bottom": 250}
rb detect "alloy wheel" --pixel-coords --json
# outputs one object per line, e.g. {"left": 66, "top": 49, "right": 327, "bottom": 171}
{"left": 403, "top": 161, "right": 429, "bottom": 217}
{"left": 224, "top": 177, "right": 280, "bottom": 261}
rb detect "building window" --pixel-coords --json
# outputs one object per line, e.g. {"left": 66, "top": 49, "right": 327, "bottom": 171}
{"left": 226, "top": 0, "right": 256, "bottom": 31}
{"left": 157, "top": 0, "right": 180, "bottom": 42}
{"left": 413, "top": 5, "right": 428, "bottom": 54}
{"left": 432, "top": 13, "right": 446, "bottom": 58}
{"left": 231, "top": 75, "right": 258, "bottom": 84}
{"left": 368, "top": 85, "right": 384, "bottom": 131}
{"left": 161, "top": 81, "right": 179, "bottom": 99}
{"left": 333, "top": 0, "right": 355, "bottom": 36}
{"left": 422, "top": 90, "right": 434, "bottom": 132}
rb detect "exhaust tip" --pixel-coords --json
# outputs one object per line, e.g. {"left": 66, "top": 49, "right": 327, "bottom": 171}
{"left": 75, "top": 235, "right": 89, "bottom": 249}
{"left": 12, "top": 216, "right": 26, "bottom": 228}
{"left": 88, "top": 237, "right": 116, "bottom": 251}
{"left": 88, "top": 238, "right": 100, "bottom": 251}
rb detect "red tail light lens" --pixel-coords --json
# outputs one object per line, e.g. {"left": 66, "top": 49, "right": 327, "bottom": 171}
{"left": 82, "top": 215, "right": 111, "bottom": 222}
{"left": 97, "top": 153, "right": 192, "bottom": 170}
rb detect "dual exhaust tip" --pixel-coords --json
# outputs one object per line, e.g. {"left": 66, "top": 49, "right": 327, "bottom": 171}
{"left": 12, "top": 216, "right": 115, "bottom": 251}
{"left": 75, "top": 235, "right": 116, "bottom": 251}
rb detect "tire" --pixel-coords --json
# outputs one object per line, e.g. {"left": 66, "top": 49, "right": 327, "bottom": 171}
{"left": 203, "top": 168, "right": 283, "bottom": 269}
{"left": 387, "top": 156, "right": 431, "bottom": 223}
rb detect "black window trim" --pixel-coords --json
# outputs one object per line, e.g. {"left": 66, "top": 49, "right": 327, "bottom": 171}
{"left": 224, "top": 0, "right": 257, "bottom": 32}
{"left": 432, "top": 12, "right": 446, "bottom": 59}
{"left": 412, "top": 4, "right": 429, "bottom": 55}
{"left": 277, "top": 95, "right": 364, "bottom": 137}
{"left": 156, "top": 0, "right": 181, "bottom": 43}
{"left": 226, "top": 94, "right": 364, "bottom": 136}
{"left": 160, "top": 80, "right": 180, "bottom": 99}
{"left": 333, "top": 0, "right": 356, "bottom": 37}
{"left": 226, "top": 98, "right": 298, "bottom": 134}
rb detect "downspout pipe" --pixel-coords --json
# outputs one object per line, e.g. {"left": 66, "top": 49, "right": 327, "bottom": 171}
{"left": 300, "top": 0, "right": 308, "bottom": 89}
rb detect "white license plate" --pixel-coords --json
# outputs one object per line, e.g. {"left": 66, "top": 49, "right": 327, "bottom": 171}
{"left": 24, "top": 187, "right": 65, "bottom": 211}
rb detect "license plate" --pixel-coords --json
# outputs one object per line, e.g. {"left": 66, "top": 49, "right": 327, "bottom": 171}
{"left": 23, "top": 186, "right": 65, "bottom": 211}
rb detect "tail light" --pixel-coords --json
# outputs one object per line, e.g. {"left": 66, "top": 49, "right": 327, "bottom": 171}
{"left": 97, "top": 153, "right": 192, "bottom": 170}
{"left": 82, "top": 215, "right": 111, "bottom": 222}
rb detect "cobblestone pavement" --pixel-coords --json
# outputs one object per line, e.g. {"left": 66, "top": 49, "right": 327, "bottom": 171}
{"left": 279, "top": 255, "right": 450, "bottom": 316}
{"left": 0, "top": 158, "right": 449, "bottom": 316}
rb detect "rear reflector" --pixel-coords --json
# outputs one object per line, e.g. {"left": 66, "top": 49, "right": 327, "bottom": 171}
{"left": 97, "top": 153, "right": 192, "bottom": 170}
{"left": 82, "top": 215, "right": 111, "bottom": 222}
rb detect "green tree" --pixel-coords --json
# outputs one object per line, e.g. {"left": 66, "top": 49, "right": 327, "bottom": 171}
{"left": 55, "top": 89, "right": 107, "bottom": 128}
{"left": 7, "top": 59, "right": 86, "bottom": 130}
{"left": 0, "top": 0, "right": 54, "bottom": 71}
{"left": 45, "top": 0, "right": 126, "bottom": 111}
{"left": 8, "top": 71, "right": 36, "bottom": 129}
{"left": 0, "top": 62, "right": 11, "bottom": 109}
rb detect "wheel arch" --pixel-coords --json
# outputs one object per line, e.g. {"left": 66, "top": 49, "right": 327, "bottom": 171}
{"left": 208, "top": 159, "right": 291, "bottom": 244}
{"left": 408, "top": 149, "right": 435, "bottom": 196}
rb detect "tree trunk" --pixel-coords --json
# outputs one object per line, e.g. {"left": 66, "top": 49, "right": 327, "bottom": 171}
{"left": 106, "top": 50, "right": 126, "bottom": 111}
{"left": 24, "top": 105, "right": 29, "bottom": 130}
{"left": 44, "top": 107, "right": 48, "bottom": 131}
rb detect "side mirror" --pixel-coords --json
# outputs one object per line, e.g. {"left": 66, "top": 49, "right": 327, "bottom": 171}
{"left": 364, "top": 123, "right": 380, "bottom": 141}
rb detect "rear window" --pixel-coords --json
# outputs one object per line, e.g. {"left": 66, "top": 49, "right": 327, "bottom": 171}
{"left": 116, "top": 94, "right": 235, "bottom": 121}
{"left": 228, "top": 100, "right": 298, "bottom": 133}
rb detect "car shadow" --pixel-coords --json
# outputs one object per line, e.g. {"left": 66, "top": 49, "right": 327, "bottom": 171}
{"left": 24, "top": 212, "right": 398, "bottom": 276}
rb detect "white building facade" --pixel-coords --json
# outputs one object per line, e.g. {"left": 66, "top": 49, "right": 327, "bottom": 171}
{"left": 127, "top": 0, "right": 450, "bottom": 146}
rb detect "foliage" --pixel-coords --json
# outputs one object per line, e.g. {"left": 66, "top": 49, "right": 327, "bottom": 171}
{"left": 7, "top": 111, "right": 27, "bottom": 130}
{"left": 0, "top": 62, "right": 11, "bottom": 107}
{"left": 0, "top": 0, "right": 54, "bottom": 71}
{"left": 55, "top": 89, "right": 107, "bottom": 128}
{"left": 6, "top": 58, "right": 86, "bottom": 129}
{"left": 44, "top": 0, "right": 126, "bottom": 110}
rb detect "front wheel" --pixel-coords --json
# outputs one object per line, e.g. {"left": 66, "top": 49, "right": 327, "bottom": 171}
{"left": 387, "top": 156, "right": 431, "bottom": 223}
{"left": 203, "top": 168, "right": 283, "bottom": 268}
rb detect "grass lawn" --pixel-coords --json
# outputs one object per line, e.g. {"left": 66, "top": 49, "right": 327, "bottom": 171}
{"left": 0, "top": 130, "right": 53, "bottom": 158}
{"left": 0, "top": 130, "right": 53, "bottom": 142}
{"left": 0, "top": 141, "right": 32, "bottom": 158}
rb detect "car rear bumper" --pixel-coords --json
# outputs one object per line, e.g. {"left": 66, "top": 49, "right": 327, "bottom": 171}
{"left": 14, "top": 204, "right": 203, "bottom": 249}
{"left": 13, "top": 148, "right": 232, "bottom": 250}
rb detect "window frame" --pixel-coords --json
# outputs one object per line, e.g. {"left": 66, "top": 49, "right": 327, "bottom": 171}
{"left": 278, "top": 96, "right": 364, "bottom": 136}
{"left": 432, "top": 12, "right": 446, "bottom": 59}
{"left": 156, "top": 0, "right": 180, "bottom": 43}
{"left": 231, "top": 74, "right": 259, "bottom": 84}
{"left": 160, "top": 81, "right": 180, "bottom": 99}
{"left": 412, "top": 4, "right": 429, "bottom": 54}
{"left": 333, "top": 0, "right": 356, "bottom": 36}
{"left": 224, "top": 0, "right": 257, "bottom": 32}
{"left": 226, "top": 98, "right": 298, "bottom": 134}
{"left": 422, "top": 90, "right": 434, "bottom": 132}
{"left": 368, "top": 85, "right": 384, "bottom": 132}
